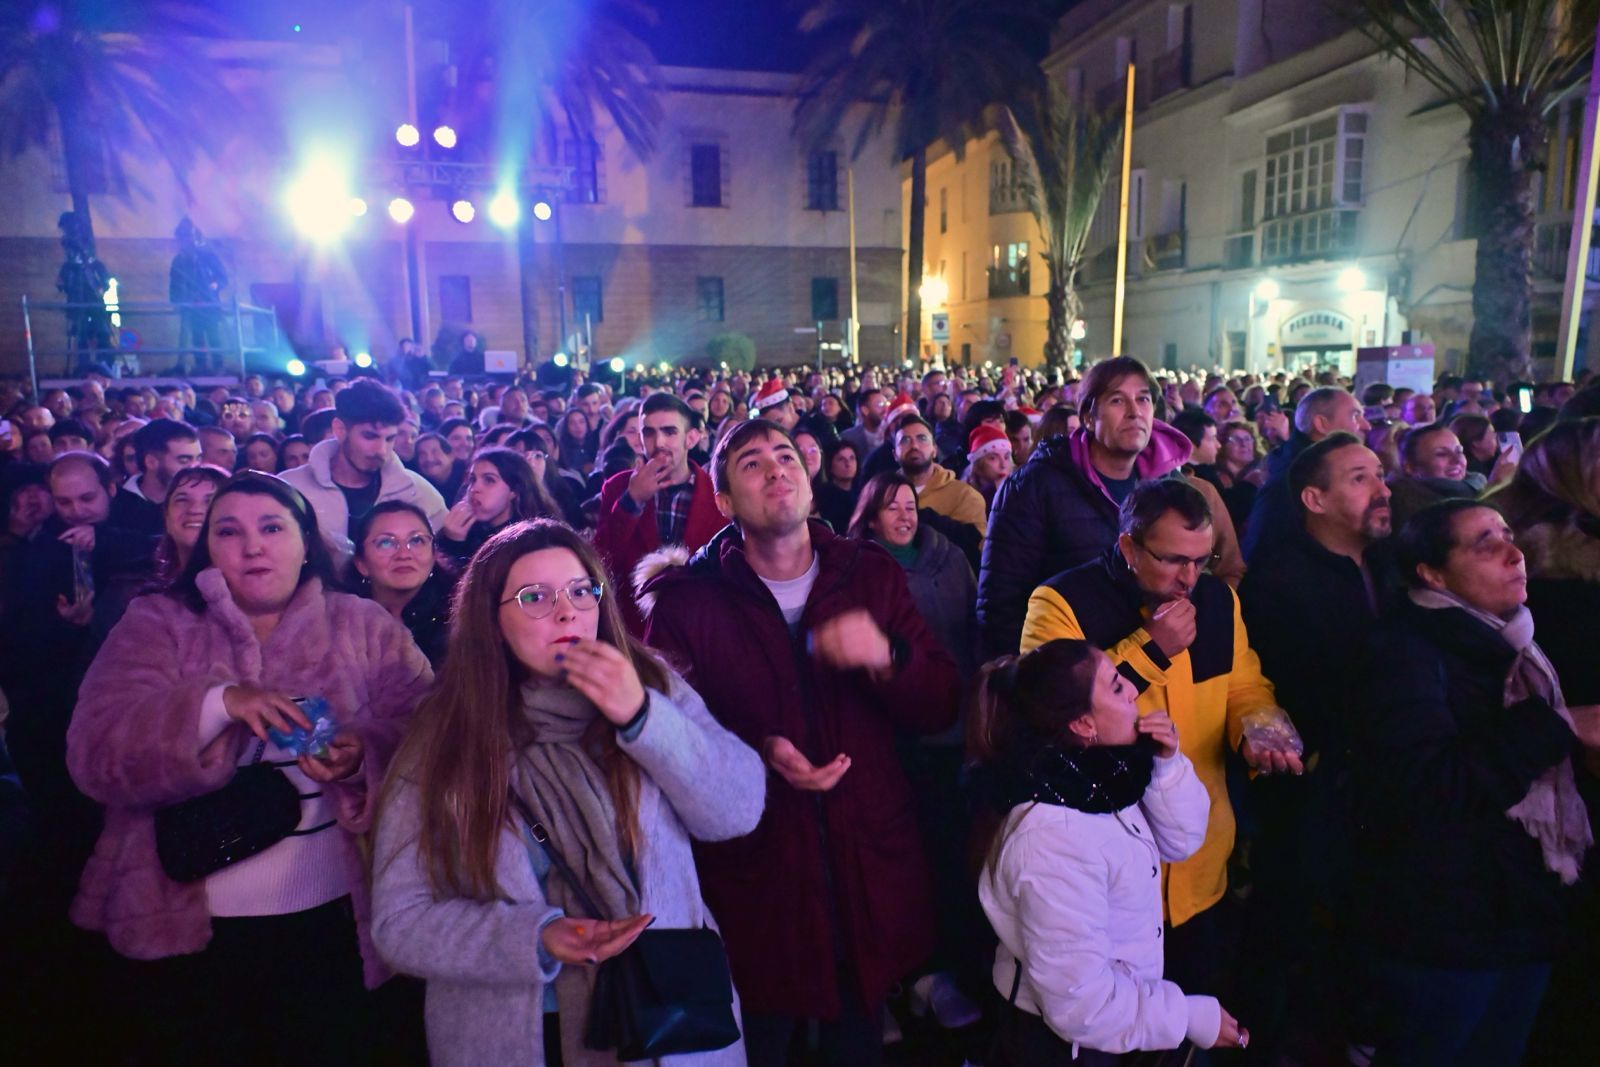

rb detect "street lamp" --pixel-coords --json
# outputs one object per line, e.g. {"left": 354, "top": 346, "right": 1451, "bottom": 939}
{"left": 1337, "top": 267, "right": 1367, "bottom": 292}
{"left": 1254, "top": 278, "right": 1281, "bottom": 301}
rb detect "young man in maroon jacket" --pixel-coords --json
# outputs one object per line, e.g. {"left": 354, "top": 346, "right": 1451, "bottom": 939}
{"left": 592, "top": 392, "right": 725, "bottom": 634}
{"left": 638, "top": 419, "right": 960, "bottom": 1067}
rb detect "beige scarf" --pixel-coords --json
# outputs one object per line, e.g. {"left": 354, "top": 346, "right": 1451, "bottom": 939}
{"left": 1410, "top": 588, "right": 1593, "bottom": 885}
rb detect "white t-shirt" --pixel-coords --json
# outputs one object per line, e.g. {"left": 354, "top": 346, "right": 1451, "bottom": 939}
{"left": 759, "top": 552, "right": 820, "bottom": 632}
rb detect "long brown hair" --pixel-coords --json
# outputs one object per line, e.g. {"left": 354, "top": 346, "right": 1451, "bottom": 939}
{"left": 967, "top": 640, "right": 1101, "bottom": 875}
{"left": 846, "top": 470, "right": 917, "bottom": 540}
{"left": 381, "top": 519, "right": 668, "bottom": 902}
{"left": 1488, "top": 416, "right": 1600, "bottom": 532}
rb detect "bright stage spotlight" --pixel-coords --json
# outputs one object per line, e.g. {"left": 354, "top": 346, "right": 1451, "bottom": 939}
{"left": 532, "top": 199, "right": 553, "bottom": 222}
{"left": 354, "top": 352, "right": 373, "bottom": 368}
{"left": 395, "top": 123, "right": 420, "bottom": 148}
{"left": 388, "top": 197, "right": 415, "bottom": 224}
{"left": 284, "top": 157, "right": 354, "bottom": 243}
{"left": 450, "top": 198, "right": 476, "bottom": 224}
{"left": 552, "top": 352, "right": 569, "bottom": 368}
{"left": 287, "top": 358, "right": 307, "bottom": 377}
{"left": 488, "top": 190, "right": 520, "bottom": 228}
{"left": 433, "top": 125, "right": 457, "bottom": 149}
{"left": 609, "top": 357, "right": 625, "bottom": 373}
{"left": 348, "top": 197, "right": 368, "bottom": 217}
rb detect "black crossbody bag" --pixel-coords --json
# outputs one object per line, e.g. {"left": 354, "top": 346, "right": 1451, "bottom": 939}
{"left": 154, "top": 739, "right": 303, "bottom": 883}
{"left": 509, "top": 792, "right": 740, "bottom": 1061}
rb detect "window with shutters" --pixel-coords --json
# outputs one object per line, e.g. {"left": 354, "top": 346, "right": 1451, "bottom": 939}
{"left": 807, "top": 151, "right": 839, "bottom": 211}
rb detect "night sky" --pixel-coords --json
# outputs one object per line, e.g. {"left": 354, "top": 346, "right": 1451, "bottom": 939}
{"left": 202, "top": 0, "right": 1073, "bottom": 74}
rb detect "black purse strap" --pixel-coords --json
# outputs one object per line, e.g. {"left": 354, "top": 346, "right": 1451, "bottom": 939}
{"left": 507, "top": 790, "right": 612, "bottom": 922}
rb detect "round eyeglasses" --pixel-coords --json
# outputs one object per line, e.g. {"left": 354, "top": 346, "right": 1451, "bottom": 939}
{"left": 368, "top": 533, "right": 434, "bottom": 555}
{"left": 500, "top": 577, "right": 605, "bottom": 619}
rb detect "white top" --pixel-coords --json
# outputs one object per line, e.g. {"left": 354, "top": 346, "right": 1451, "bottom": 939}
{"left": 759, "top": 552, "right": 820, "bottom": 631}
{"left": 978, "top": 752, "right": 1222, "bottom": 1055}
{"left": 196, "top": 685, "right": 351, "bottom": 917}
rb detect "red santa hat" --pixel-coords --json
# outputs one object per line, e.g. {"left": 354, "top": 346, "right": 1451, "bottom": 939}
{"left": 967, "top": 424, "right": 1012, "bottom": 463}
{"left": 886, "top": 393, "right": 919, "bottom": 421}
{"left": 1017, "top": 405, "right": 1044, "bottom": 425}
{"left": 752, "top": 378, "right": 791, "bottom": 412}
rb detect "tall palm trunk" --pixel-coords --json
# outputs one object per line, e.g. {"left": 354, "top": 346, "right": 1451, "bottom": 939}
{"left": 56, "top": 97, "right": 98, "bottom": 249}
{"left": 1043, "top": 259, "right": 1070, "bottom": 368}
{"left": 905, "top": 146, "right": 927, "bottom": 365}
{"left": 1466, "top": 105, "right": 1546, "bottom": 383}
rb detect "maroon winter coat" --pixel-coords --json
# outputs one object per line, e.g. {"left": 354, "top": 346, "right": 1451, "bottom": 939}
{"left": 638, "top": 520, "right": 960, "bottom": 1019}
{"left": 593, "top": 462, "right": 726, "bottom": 636}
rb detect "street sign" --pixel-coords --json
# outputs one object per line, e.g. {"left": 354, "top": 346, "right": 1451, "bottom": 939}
{"left": 930, "top": 313, "right": 950, "bottom": 342}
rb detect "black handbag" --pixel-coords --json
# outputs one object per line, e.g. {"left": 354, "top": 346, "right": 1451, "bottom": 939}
{"left": 154, "top": 739, "right": 303, "bottom": 883}
{"left": 510, "top": 793, "right": 741, "bottom": 1061}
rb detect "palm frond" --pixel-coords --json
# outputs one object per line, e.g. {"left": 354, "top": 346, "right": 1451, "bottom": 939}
{"left": 1339, "top": 0, "right": 1599, "bottom": 117}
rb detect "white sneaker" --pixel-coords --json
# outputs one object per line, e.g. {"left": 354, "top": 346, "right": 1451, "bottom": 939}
{"left": 909, "top": 972, "right": 982, "bottom": 1030}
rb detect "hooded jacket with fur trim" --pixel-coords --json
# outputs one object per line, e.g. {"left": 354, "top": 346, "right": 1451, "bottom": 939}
{"left": 635, "top": 520, "right": 960, "bottom": 1020}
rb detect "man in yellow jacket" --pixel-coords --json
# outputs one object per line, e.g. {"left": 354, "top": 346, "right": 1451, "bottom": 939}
{"left": 1020, "top": 478, "right": 1302, "bottom": 992}
{"left": 895, "top": 414, "right": 988, "bottom": 537}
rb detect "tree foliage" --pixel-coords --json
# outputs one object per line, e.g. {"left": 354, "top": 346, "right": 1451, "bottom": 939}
{"left": 0, "top": 1, "right": 255, "bottom": 240}
{"left": 794, "top": 0, "right": 1053, "bottom": 364}
{"left": 1342, "top": 0, "right": 1599, "bottom": 378}
{"left": 997, "top": 83, "right": 1123, "bottom": 366}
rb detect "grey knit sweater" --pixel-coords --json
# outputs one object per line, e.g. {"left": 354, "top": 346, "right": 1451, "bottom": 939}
{"left": 370, "top": 670, "right": 765, "bottom": 1067}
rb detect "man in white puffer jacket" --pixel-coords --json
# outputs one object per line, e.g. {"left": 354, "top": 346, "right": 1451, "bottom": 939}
{"left": 975, "top": 640, "right": 1245, "bottom": 1062}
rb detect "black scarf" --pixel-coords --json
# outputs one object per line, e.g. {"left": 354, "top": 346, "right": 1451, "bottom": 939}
{"left": 994, "top": 735, "right": 1158, "bottom": 815}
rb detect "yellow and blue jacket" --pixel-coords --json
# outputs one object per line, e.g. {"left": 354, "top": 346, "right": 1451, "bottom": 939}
{"left": 1020, "top": 549, "right": 1277, "bottom": 927}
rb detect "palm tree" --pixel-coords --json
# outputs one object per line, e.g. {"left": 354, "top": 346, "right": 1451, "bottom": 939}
{"left": 432, "top": 0, "right": 661, "bottom": 166}
{"left": 997, "top": 83, "right": 1123, "bottom": 368}
{"left": 0, "top": 2, "right": 250, "bottom": 247}
{"left": 1345, "top": 0, "right": 1598, "bottom": 381}
{"left": 432, "top": 0, "right": 661, "bottom": 358}
{"left": 794, "top": 0, "right": 1053, "bottom": 365}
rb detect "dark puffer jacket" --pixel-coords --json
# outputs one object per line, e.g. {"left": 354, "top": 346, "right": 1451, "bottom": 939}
{"left": 1351, "top": 599, "right": 1580, "bottom": 968}
{"left": 977, "top": 425, "right": 1190, "bottom": 657}
{"left": 638, "top": 521, "right": 959, "bottom": 1020}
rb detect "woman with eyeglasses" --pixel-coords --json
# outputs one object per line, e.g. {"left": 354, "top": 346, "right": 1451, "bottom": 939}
{"left": 371, "top": 519, "right": 763, "bottom": 1066}
{"left": 348, "top": 501, "right": 456, "bottom": 669}
{"left": 1353, "top": 500, "right": 1589, "bottom": 1065}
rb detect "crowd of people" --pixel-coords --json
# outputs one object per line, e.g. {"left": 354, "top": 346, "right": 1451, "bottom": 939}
{"left": 3, "top": 348, "right": 1600, "bottom": 1066}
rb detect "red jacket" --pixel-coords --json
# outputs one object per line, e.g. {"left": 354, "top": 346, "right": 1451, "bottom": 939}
{"left": 592, "top": 462, "right": 726, "bottom": 635}
{"left": 639, "top": 521, "right": 960, "bottom": 1019}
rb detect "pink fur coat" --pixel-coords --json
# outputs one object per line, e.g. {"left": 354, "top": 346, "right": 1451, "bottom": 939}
{"left": 66, "top": 570, "right": 433, "bottom": 985}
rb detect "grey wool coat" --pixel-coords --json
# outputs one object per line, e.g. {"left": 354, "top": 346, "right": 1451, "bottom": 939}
{"left": 370, "top": 669, "right": 765, "bottom": 1067}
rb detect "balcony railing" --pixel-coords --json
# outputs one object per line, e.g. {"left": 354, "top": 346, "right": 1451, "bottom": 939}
{"left": 1532, "top": 217, "right": 1600, "bottom": 281}
{"left": 989, "top": 182, "right": 1029, "bottom": 216}
{"left": 1143, "top": 230, "right": 1186, "bottom": 272}
{"left": 1259, "top": 207, "right": 1359, "bottom": 265}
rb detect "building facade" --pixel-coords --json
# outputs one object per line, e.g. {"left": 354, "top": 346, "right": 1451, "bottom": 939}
{"left": 908, "top": 0, "right": 1600, "bottom": 376}
{"left": 0, "top": 39, "right": 905, "bottom": 379}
